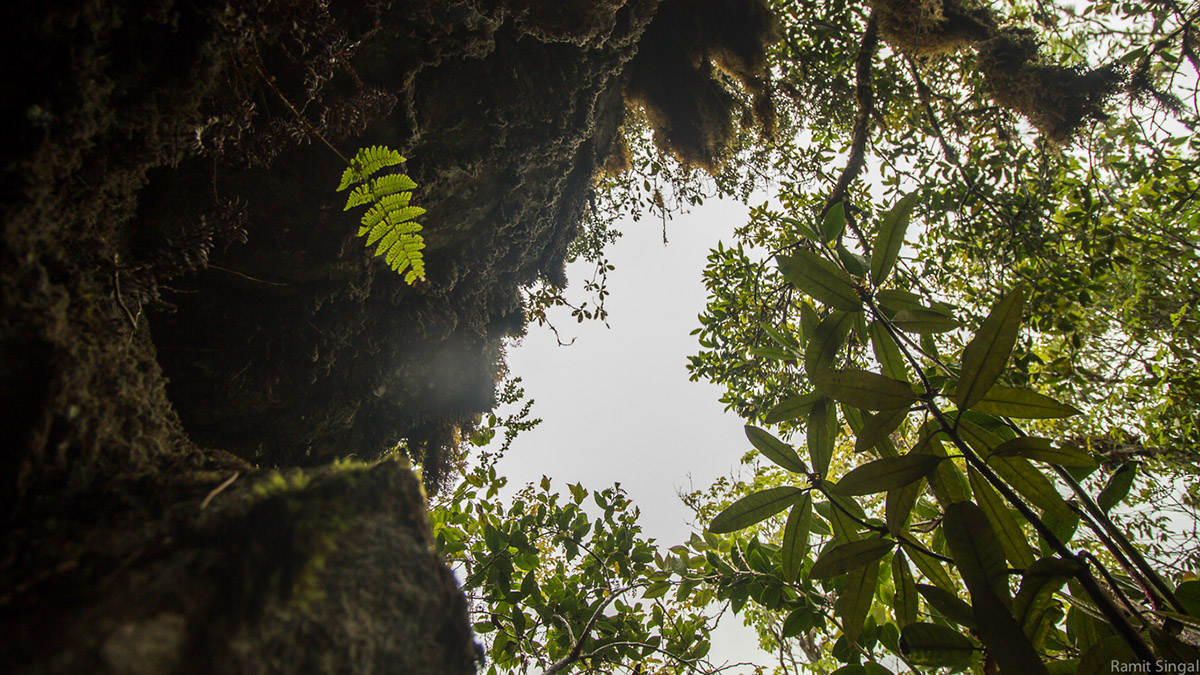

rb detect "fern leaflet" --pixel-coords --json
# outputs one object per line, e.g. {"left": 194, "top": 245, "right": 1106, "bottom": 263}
{"left": 338, "top": 146, "right": 426, "bottom": 284}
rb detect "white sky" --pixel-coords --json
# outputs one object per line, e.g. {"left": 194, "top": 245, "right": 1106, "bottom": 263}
{"left": 496, "top": 197, "right": 782, "bottom": 672}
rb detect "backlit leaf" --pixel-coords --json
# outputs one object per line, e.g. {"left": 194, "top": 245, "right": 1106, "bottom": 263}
{"left": 869, "top": 320, "right": 908, "bottom": 380}
{"left": 1097, "top": 463, "right": 1138, "bottom": 514}
{"left": 782, "top": 494, "right": 813, "bottom": 582}
{"left": 764, "top": 392, "right": 823, "bottom": 424}
{"left": 832, "top": 454, "right": 945, "bottom": 496}
{"left": 972, "top": 385, "right": 1083, "bottom": 419}
{"left": 843, "top": 558, "right": 882, "bottom": 644}
{"left": 805, "top": 310, "right": 855, "bottom": 374}
{"left": 891, "top": 309, "right": 961, "bottom": 334}
{"left": 854, "top": 407, "right": 909, "bottom": 454}
{"left": 808, "top": 398, "right": 837, "bottom": 476}
{"left": 823, "top": 200, "right": 847, "bottom": 242}
{"left": 778, "top": 251, "right": 863, "bottom": 312}
{"left": 871, "top": 192, "right": 919, "bottom": 285}
{"left": 957, "top": 288, "right": 1025, "bottom": 410}
{"left": 992, "top": 437, "right": 1097, "bottom": 468}
{"left": 899, "top": 623, "right": 975, "bottom": 667}
{"left": 968, "top": 466, "right": 1036, "bottom": 570}
{"left": 710, "top": 486, "right": 806, "bottom": 533}
{"left": 745, "top": 425, "right": 808, "bottom": 474}
{"left": 812, "top": 369, "right": 921, "bottom": 410}
{"left": 809, "top": 538, "right": 895, "bottom": 578}
{"left": 893, "top": 549, "right": 919, "bottom": 627}
{"left": 917, "top": 583, "right": 977, "bottom": 628}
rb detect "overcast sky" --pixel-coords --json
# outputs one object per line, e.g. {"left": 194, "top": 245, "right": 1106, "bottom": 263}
{"left": 496, "top": 196, "right": 778, "bottom": 671}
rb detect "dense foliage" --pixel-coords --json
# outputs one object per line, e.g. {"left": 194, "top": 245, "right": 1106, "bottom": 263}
{"left": 441, "top": 0, "right": 1200, "bottom": 672}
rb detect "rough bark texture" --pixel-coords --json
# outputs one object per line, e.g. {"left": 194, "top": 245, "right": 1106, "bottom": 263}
{"left": 0, "top": 0, "right": 772, "bottom": 671}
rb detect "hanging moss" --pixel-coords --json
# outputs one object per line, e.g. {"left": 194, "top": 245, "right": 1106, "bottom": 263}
{"left": 624, "top": 0, "right": 778, "bottom": 171}
{"left": 872, "top": 0, "right": 994, "bottom": 56}
{"left": 977, "top": 29, "right": 1125, "bottom": 144}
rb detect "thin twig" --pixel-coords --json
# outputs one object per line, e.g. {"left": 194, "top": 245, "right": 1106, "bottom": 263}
{"left": 200, "top": 471, "right": 241, "bottom": 510}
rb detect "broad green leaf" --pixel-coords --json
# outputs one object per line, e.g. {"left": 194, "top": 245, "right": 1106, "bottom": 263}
{"left": 810, "top": 538, "right": 895, "bottom": 578}
{"left": 972, "top": 385, "right": 1083, "bottom": 419}
{"left": 890, "top": 309, "right": 962, "bottom": 334}
{"left": 956, "top": 418, "right": 1004, "bottom": 456}
{"left": 893, "top": 549, "right": 919, "bottom": 627}
{"left": 1097, "top": 463, "right": 1139, "bottom": 514}
{"left": 710, "top": 486, "right": 806, "bottom": 533}
{"left": 808, "top": 398, "right": 837, "bottom": 476}
{"left": 761, "top": 321, "right": 799, "bottom": 349}
{"left": 842, "top": 558, "right": 882, "bottom": 644}
{"left": 970, "top": 583, "right": 1050, "bottom": 675}
{"left": 989, "top": 455, "right": 1075, "bottom": 522}
{"left": 968, "top": 466, "right": 1036, "bottom": 570}
{"left": 837, "top": 245, "right": 869, "bottom": 278}
{"left": 1014, "top": 558, "right": 1079, "bottom": 636}
{"left": 876, "top": 289, "right": 956, "bottom": 317}
{"left": 824, "top": 491, "right": 868, "bottom": 542}
{"left": 904, "top": 542, "right": 957, "bottom": 593}
{"left": 992, "top": 437, "right": 1097, "bottom": 468}
{"left": 916, "top": 583, "right": 977, "bottom": 629}
{"left": 871, "top": 192, "right": 919, "bottom": 285}
{"left": 832, "top": 454, "right": 945, "bottom": 496}
{"left": 805, "top": 310, "right": 855, "bottom": 374}
{"left": 885, "top": 478, "right": 923, "bottom": 534}
{"left": 1076, "top": 635, "right": 1138, "bottom": 675}
{"left": 764, "top": 392, "right": 823, "bottom": 424}
{"left": 854, "top": 407, "right": 908, "bottom": 454}
{"left": 899, "top": 623, "right": 975, "bottom": 667}
{"left": 1178, "top": 580, "right": 1200, "bottom": 617}
{"left": 823, "top": 200, "right": 847, "bottom": 242}
{"left": 914, "top": 433, "right": 969, "bottom": 504}
{"left": 812, "top": 369, "right": 920, "bottom": 410}
{"left": 750, "top": 346, "right": 795, "bottom": 360}
{"left": 943, "top": 502, "right": 1010, "bottom": 602}
{"left": 778, "top": 251, "right": 863, "bottom": 312}
{"left": 745, "top": 425, "right": 808, "bottom": 474}
{"left": 781, "top": 606, "right": 815, "bottom": 637}
{"left": 782, "top": 494, "right": 813, "bottom": 582}
{"left": 869, "top": 320, "right": 908, "bottom": 380}
{"left": 957, "top": 288, "right": 1025, "bottom": 410}
{"left": 643, "top": 581, "right": 671, "bottom": 599}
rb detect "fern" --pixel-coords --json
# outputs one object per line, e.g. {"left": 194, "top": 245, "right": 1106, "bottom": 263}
{"left": 337, "top": 145, "right": 426, "bottom": 284}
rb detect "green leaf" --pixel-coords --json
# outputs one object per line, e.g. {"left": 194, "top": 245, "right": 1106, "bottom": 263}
{"left": 778, "top": 251, "right": 863, "bottom": 312}
{"left": 842, "top": 558, "right": 882, "bottom": 644}
{"left": 805, "top": 311, "right": 855, "bottom": 374}
{"left": 916, "top": 584, "right": 977, "bottom": 629}
{"left": 750, "top": 346, "right": 795, "bottom": 360}
{"left": 957, "top": 288, "right": 1025, "bottom": 410}
{"left": 968, "top": 466, "right": 1036, "bottom": 570}
{"left": 809, "top": 538, "right": 895, "bottom": 578}
{"left": 871, "top": 192, "right": 919, "bottom": 285}
{"left": 812, "top": 369, "right": 920, "bottom": 410}
{"left": 853, "top": 407, "right": 909, "bottom": 454}
{"left": 992, "top": 437, "right": 1097, "bottom": 467}
{"left": 832, "top": 455, "right": 944, "bottom": 496}
{"left": 643, "top": 581, "right": 672, "bottom": 599}
{"left": 890, "top": 309, "right": 961, "bottom": 334}
{"left": 1076, "top": 635, "right": 1138, "bottom": 675}
{"left": 913, "top": 432, "right": 969, "bottom": 505}
{"left": 904, "top": 542, "right": 957, "bottom": 594}
{"left": 885, "top": 478, "right": 922, "bottom": 534}
{"left": 782, "top": 494, "right": 813, "bottom": 582}
{"left": 972, "top": 385, "right": 1083, "bottom": 419}
{"left": 893, "top": 549, "right": 919, "bottom": 627}
{"left": 808, "top": 398, "right": 837, "bottom": 476}
{"left": 837, "top": 245, "right": 870, "bottom": 278}
{"left": 869, "top": 320, "right": 908, "bottom": 381}
{"left": 1177, "top": 580, "right": 1200, "bottom": 617}
{"left": 823, "top": 200, "right": 847, "bottom": 242}
{"left": 1097, "top": 463, "right": 1138, "bottom": 514}
{"left": 971, "top": 583, "right": 1050, "bottom": 675}
{"left": 710, "top": 486, "right": 806, "bottom": 533}
{"left": 764, "top": 392, "right": 823, "bottom": 424}
{"left": 942, "top": 502, "right": 1010, "bottom": 602}
{"left": 899, "top": 623, "right": 975, "bottom": 667}
{"left": 745, "top": 425, "right": 808, "bottom": 474}
{"left": 1014, "top": 558, "right": 1079, "bottom": 636}
{"left": 876, "top": 289, "right": 956, "bottom": 317}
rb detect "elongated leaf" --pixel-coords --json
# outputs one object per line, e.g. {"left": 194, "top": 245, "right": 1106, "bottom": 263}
{"left": 971, "top": 582, "right": 1050, "bottom": 675}
{"left": 891, "top": 309, "right": 961, "bottom": 334}
{"left": 904, "top": 542, "right": 957, "bottom": 593}
{"left": 893, "top": 549, "right": 919, "bottom": 627}
{"left": 1097, "top": 462, "right": 1138, "bottom": 514}
{"left": 833, "top": 455, "right": 944, "bottom": 496}
{"left": 876, "top": 289, "right": 955, "bottom": 317}
{"left": 805, "top": 310, "right": 855, "bottom": 374}
{"left": 899, "top": 623, "right": 975, "bottom": 667}
{"left": 854, "top": 407, "right": 908, "bottom": 454}
{"left": 917, "top": 583, "right": 977, "bottom": 628}
{"left": 745, "top": 425, "right": 808, "bottom": 474}
{"left": 710, "top": 486, "right": 806, "bottom": 533}
{"left": 778, "top": 251, "right": 863, "bottom": 312}
{"left": 989, "top": 454, "right": 1075, "bottom": 522}
{"left": 885, "top": 478, "right": 923, "bottom": 534}
{"left": 943, "top": 502, "right": 1010, "bottom": 602}
{"left": 837, "top": 246, "right": 869, "bottom": 278}
{"left": 812, "top": 369, "right": 920, "bottom": 410}
{"left": 871, "top": 192, "right": 919, "bottom": 285}
{"left": 914, "top": 433, "right": 969, "bottom": 504}
{"left": 957, "top": 288, "right": 1025, "bottom": 410}
{"left": 972, "top": 385, "right": 1083, "bottom": 419}
{"left": 842, "top": 558, "right": 882, "bottom": 644}
{"left": 810, "top": 538, "right": 895, "bottom": 578}
{"left": 808, "top": 398, "right": 837, "bottom": 476}
{"left": 823, "top": 200, "right": 847, "bottom": 242}
{"left": 1014, "top": 558, "right": 1079, "bottom": 636}
{"left": 993, "top": 437, "right": 1097, "bottom": 468}
{"left": 869, "top": 320, "right": 908, "bottom": 381}
{"left": 761, "top": 321, "right": 799, "bottom": 349}
{"left": 1077, "top": 635, "right": 1138, "bottom": 675}
{"left": 764, "top": 392, "right": 823, "bottom": 424}
{"left": 968, "top": 466, "right": 1036, "bottom": 570}
{"left": 782, "top": 494, "right": 813, "bottom": 582}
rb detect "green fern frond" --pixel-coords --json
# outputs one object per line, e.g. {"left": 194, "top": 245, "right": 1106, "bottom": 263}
{"left": 338, "top": 146, "right": 426, "bottom": 285}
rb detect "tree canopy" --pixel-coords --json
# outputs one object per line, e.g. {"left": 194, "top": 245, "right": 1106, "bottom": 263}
{"left": 442, "top": 0, "right": 1200, "bottom": 672}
